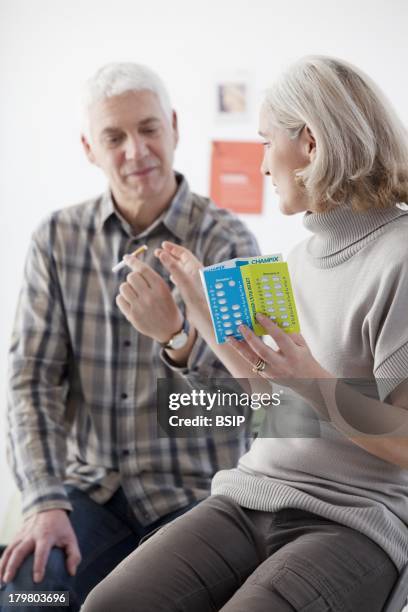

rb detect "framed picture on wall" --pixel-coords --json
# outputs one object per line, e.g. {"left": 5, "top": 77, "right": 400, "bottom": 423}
{"left": 218, "top": 82, "right": 247, "bottom": 114}
{"left": 214, "top": 71, "right": 251, "bottom": 123}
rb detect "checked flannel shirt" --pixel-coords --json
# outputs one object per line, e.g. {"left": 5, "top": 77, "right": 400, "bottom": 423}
{"left": 7, "top": 174, "right": 260, "bottom": 524}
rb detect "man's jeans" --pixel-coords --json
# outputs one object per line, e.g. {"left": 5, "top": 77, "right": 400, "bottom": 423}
{"left": 0, "top": 486, "right": 196, "bottom": 611}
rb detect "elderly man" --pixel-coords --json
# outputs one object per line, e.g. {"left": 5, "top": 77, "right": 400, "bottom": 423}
{"left": 0, "top": 62, "right": 259, "bottom": 610}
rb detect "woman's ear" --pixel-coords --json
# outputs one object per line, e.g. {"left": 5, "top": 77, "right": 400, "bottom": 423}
{"left": 300, "top": 125, "right": 316, "bottom": 161}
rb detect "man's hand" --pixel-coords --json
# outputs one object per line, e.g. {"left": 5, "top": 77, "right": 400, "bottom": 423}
{"left": 0, "top": 509, "right": 81, "bottom": 584}
{"left": 154, "top": 241, "right": 208, "bottom": 328}
{"left": 116, "top": 255, "right": 184, "bottom": 344}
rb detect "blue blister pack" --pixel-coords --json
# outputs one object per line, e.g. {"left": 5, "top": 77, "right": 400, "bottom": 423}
{"left": 201, "top": 267, "right": 251, "bottom": 343}
{"left": 200, "top": 253, "right": 283, "bottom": 344}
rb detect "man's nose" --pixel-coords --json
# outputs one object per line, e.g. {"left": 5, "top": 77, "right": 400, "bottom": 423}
{"left": 125, "top": 136, "right": 148, "bottom": 160}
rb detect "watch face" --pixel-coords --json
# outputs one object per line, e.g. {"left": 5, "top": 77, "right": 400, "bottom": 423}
{"left": 169, "top": 331, "right": 189, "bottom": 350}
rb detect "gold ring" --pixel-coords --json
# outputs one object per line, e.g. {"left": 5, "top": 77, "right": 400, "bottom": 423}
{"left": 251, "top": 358, "right": 266, "bottom": 374}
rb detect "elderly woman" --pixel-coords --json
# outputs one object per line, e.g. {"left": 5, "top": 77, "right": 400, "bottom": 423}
{"left": 83, "top": 56, "right": 408, "bottom": 612}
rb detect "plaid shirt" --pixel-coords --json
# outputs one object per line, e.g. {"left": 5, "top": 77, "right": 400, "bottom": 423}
{"left": 7, "top": 174, "right": 259, "bottom": 523}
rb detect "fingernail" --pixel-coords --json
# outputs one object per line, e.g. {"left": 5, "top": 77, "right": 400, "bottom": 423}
{"left": 33, "top": 573, "right": 41, "bottom": 583}
{"left": 256, "top": 313, "right": 266, "bottom": 320}
{"left": 3, "top": 573, "right": 9, "bottom": 583}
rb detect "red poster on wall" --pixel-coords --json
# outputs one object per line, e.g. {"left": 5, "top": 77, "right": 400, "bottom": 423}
{"left": 210, "top": 141, "right": 264, "bottom": 214}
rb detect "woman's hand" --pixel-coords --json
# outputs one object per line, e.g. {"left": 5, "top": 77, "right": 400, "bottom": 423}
{"left": 227, "top": 313, "right": 333, "bottom": 413}
{"left": 154, "top": 241, "right": 209, "bottom": 328}
{"left": 228, "top": 313, "right": 331, "bottom": 381}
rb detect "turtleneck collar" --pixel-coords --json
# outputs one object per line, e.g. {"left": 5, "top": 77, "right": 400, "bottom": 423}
{"left": 302, "top": 204, "right": 408, "bottom": 268}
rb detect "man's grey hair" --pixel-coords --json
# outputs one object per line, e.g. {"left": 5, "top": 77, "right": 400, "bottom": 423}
{"left": 82, "top": 62, "right": 173, "bottom": 137}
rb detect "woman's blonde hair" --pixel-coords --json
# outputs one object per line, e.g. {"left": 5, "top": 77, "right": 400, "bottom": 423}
{"left": 264, "top": 55, "right": 408, "bottom": 211}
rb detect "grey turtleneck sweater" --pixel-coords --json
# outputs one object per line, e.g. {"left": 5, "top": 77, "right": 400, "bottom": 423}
{"left": 212, "top": 204, "right": 408, "bottom": 570}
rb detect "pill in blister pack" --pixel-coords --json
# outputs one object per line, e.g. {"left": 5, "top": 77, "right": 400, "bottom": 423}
{"left": 201, "top": 255, "right": 299, "bottom": 343}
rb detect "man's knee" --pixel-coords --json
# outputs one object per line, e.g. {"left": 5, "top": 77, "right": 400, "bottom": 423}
{"left": 4, "top": 547, "right": 72, "bottom": 591}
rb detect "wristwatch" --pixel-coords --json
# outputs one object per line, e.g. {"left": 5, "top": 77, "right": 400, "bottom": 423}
{"left": 161, "top": 319, "right": 190, "bottom": 350}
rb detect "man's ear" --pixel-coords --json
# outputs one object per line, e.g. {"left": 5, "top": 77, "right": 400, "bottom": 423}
{"left": 171, "top": 110, "right": 179, "bottom": 148}
{"left": 81, "top": 134, "right": 97, "bottom": 165}
{"left": 301, "top": 125, "right": 316, "bottom": 161}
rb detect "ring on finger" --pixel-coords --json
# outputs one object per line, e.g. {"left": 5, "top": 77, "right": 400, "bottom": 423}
{"left": 251, "top": 358, "right": 266, "bottom": 374}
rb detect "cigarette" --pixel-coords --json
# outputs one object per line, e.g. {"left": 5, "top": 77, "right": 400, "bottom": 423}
{"left": 112, "top": 245, "right": 148, "bottom": 272}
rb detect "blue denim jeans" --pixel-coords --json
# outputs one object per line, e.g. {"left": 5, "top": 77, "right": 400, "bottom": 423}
{"left": 0, "top": 486, "right": 196, "bottom": 612}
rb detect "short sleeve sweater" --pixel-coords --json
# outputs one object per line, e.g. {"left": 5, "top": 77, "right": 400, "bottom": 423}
{"left": 212, "top": 205, "right": 408, "bottom": 570}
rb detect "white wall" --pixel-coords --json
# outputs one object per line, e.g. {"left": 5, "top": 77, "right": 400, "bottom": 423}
{"left": 1, "top": 0, "right": 407, "bottom": 523}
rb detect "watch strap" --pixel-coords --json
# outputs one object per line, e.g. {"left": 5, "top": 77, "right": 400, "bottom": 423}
{"left": 161, "top": 318, "right": 190, "bottom": 349}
